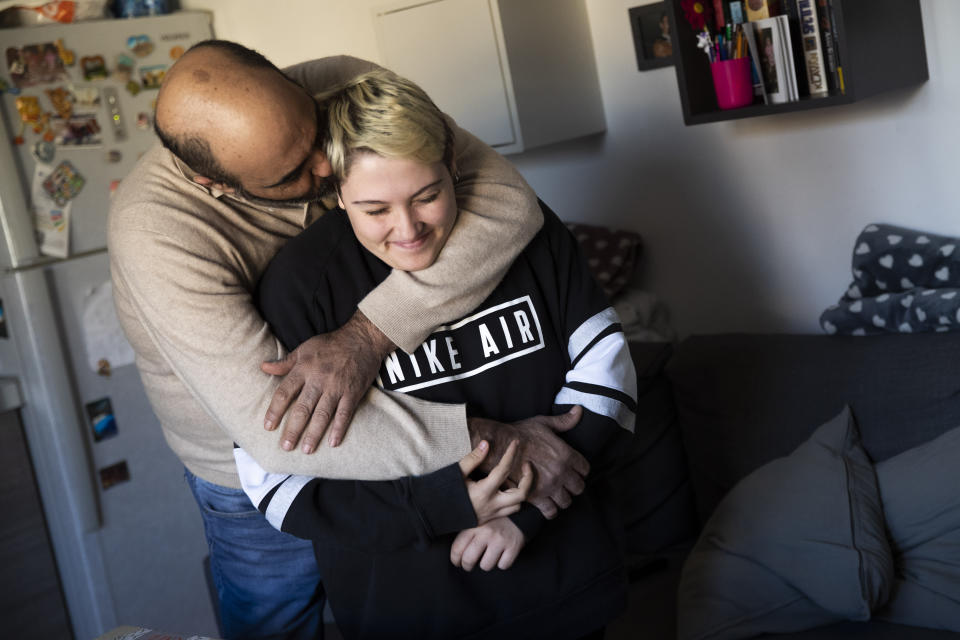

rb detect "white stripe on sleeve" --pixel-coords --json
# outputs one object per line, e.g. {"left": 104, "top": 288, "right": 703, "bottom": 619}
{"left": 567, "top": 307, "right": 621, "bottom": 363}
{"left": 565, "top": 332, "right": 637, "bottom": 401}
{"left": 233, "top": 447, "right": 290, "bottom": 509}
{"left": 265, "top": 475, "right": 313, "bottom": 530}
{"left": 555, "top": 386, "right": 635, "bottom": 433}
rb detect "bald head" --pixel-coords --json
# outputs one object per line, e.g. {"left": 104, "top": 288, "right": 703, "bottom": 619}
{"left": 155, "top": 41, "right": 320, "bottom": 197}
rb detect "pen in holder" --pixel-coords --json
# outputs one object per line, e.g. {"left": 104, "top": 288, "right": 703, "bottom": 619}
{"left": 710, "top": 57, "right": 753, "bottom": 110}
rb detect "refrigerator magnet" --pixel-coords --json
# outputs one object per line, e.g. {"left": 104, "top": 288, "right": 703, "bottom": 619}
{"left": 42, "top": 160, "right": 85, "bottom": 205}
{"left": 32, "top": 140, "right": 55, "bottom": 164}
{"left": 5, "top": 43, "right": 69, "bottom": 88}
{"left": 170, "top": 45, "right": 185, "bottom": 60}
{"left": 71, "top": 86, "right": 101, "bottom": 111}
{"left": 99, "top": 461, "right": 130, "bottom": 491}
{"left": 86, "top": 397, "right": 118, "bottom": 442}
{"left": 139, "top": 65, "right": 166, "bottom": 90}
{"left": 127, "top": 34, "right": 155, "bottom": 58}
{"left": 124, "top": 80, "right": 141, "bottom": 96}
{"left": 97, "top": 358, "right": 112, "bottom": 377}
{"left": 136, "top": 112, "right": 152, "bottom": 130}
{"left": 80, "top": 56, "right": 108, "bottom": 81}
{"left": 106, "top": 150, "right": 122, "bottom": 163}
{"left": 45, "top": 86, "right": 73, "bottom": 119}
{"left": 55, "top": 39, "right": 75, "bottom": 66}
{"left": 50, "top": 114, "right": 102, "bottom": 146}
{"left": 114, "top": 54, "right": 135, "bottom": 83}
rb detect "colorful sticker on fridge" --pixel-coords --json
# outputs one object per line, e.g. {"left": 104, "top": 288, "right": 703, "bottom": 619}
{"left": 31, "top": 163, "right": 71, "bottom": 258}
{"left": 87, "top": 397, "right": 118, "bottom": 442}
{"left": 136, "top": 112, "right": 152, "bottom": 130}
{"left": 139, "top": 64, "right": 166, "bottom": 90}
{"left": 127, "top": 34, "right": 155, "bottom": 58}
{"left": 99, "top": 461, "right": 130, "bottom": 490}
{"left": 169, "top": 45, "right": 185, "bottom": 60}
{"left": 5, "top": 43, "right": 68, "bottom": 88}
{"left": 50, "top": 114, "right": 102, "bottom": 146}
{"left": 42, "top": 160, "right": 85, "bottom": 205}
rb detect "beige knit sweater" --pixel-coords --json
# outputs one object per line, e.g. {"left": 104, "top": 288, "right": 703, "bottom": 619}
{"left": 108, "top": 56, "right": 541, "bottom": 488}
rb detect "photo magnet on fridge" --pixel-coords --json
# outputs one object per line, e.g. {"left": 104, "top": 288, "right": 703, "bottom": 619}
{"left": 86, "top": 396, "right": 118, "bottom": 442}
{"left": 99, "top": 461, "right": 130, "bottom": 490}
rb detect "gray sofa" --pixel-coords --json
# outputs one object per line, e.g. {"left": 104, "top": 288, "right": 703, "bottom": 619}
{"left": 614, "top": 333, "right": 960, "bottom": 639}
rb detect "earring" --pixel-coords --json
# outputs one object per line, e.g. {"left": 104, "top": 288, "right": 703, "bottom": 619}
{"left": 454, "top": 169, "right": 462, "bottom": 184}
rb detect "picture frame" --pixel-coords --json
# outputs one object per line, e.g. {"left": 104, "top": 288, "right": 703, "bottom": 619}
{"left": 629, "top": 3, "right": 675, "bottom": 71}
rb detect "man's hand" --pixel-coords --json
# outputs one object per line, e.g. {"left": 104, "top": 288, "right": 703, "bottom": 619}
{"left": 459, "top": 439, "right": 533, "bottom": 525}
{"left": 260, "top": 311, "right": 394, "bottom": 453}
{"left": 467, "top": 406, "right": 589, "bottom": 520}
{"left": 450, "top": 517, "right": 526, "bottom": 571}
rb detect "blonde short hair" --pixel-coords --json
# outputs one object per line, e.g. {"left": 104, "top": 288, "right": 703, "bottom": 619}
{"left": 316, "top": 69, "right": 454, "bottom": 181}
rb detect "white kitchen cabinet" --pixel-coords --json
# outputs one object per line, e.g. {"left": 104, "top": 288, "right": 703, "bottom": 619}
{"left": 373, "top": 0, "right": 605, "bottom": 155}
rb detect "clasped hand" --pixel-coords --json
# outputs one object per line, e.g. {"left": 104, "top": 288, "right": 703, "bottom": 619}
{"left": 451, "top": 440, "right": 531, "bottom": 571}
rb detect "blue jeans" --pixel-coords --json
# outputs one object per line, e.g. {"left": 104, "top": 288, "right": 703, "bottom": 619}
{"left": 185, "top": 468, "right": 325, "bottom": 640}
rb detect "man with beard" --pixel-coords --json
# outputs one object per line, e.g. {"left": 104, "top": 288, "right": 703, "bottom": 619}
{"left": 108, "top": 40, "right": 590, "bottom": 639}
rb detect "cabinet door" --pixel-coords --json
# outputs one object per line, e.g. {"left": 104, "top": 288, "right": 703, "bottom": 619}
{"left": 375, "top": 0, "right": 517, "bottom": 148}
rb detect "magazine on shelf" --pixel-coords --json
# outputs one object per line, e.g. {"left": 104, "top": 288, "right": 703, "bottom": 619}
{"left": 750, "top": 15, "right": 799, "bottom": 104}
{"left": 795, "top": 0, "right": 828, "bottom": 96}
{"left": 742, "top": 20, "right": 769, "bottom": 104}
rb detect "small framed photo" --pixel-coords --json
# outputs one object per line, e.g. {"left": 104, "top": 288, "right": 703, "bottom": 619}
{"left": 629, "top": 3, "right": 675, "bottom": 71}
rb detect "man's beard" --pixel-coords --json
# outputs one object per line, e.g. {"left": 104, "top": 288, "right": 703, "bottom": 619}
{"left": 236, "top": 178, "right": 337, "bottom": 207}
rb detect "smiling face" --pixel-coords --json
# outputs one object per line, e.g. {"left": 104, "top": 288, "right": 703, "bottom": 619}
{"left": 337, "top": 152, "right": 457, "bottom": 272}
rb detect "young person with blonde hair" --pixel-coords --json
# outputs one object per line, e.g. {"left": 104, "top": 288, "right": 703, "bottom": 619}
{"left": 236, "top": 69, "right": 637, "bottom": 639}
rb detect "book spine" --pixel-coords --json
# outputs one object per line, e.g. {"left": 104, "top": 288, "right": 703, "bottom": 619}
{"left": 782, "top": 0, "right": 809, "bottom": 96}
{"left": 815, "top": 0, "right": 839, "bottom": 92}
{"left": 826, "top": 0, "right": 845, "bottom": 94}
{"left": 796, "top": 0, "right": 828, "bottom": 96}
{"left": 745, "top": 0, "right": 780, "bottom": 22}
{"left": 712, "top": 0, "right": 726, "bottom": 30}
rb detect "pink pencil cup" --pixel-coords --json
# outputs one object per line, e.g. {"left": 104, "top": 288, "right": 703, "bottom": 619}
{"left": 710, "top": 57, "right": 753, "bottom": 110}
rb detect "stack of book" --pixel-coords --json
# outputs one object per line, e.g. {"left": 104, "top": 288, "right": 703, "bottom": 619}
{"left": 702, "top": 0, "right": 844, "bottom": 106}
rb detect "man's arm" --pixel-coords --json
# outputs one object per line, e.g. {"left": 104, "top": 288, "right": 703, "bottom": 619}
{"left": 108, "top": 201, "right": 469, "bottom": 479}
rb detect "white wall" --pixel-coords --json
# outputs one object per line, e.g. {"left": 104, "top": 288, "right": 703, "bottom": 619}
{"left": 180, "top": 0, "right": 958, "bottom": 336}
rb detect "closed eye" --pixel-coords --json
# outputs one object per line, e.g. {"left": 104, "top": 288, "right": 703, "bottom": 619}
{"left": 416, "top": 191, "right": 440, "bottom": 204}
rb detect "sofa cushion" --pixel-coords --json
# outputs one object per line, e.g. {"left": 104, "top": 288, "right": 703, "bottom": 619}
{"left": 677, "top": 407, "right": 894, "bottom": 640}
{"left": 874, "top": 425, "right": 960, "bottom": 632}
{"left": 666, "top": 332, "right": 960, "bottom": 523}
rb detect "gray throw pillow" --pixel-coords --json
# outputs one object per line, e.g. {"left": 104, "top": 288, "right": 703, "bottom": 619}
{"left": 677, "top": 407, "right": 894, "bottom": 640}
{"left": 875, "top": 425, "right": 960, "bottom": 631}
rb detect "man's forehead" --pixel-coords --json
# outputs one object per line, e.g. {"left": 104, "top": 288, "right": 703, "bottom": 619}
{"left": 240, "top": 95, "right": 320, "bottom": 189}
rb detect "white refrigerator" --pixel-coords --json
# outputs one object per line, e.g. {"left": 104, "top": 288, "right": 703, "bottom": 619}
{"left": 0, "top": 11, "right": 219, "bottom": 639}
